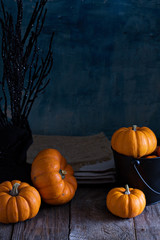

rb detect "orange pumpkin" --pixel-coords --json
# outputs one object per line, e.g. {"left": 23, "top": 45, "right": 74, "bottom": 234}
{"left": 106, "top": 185, "right": 146, "bottom": 218}
{"left": 111, "top": 125, "right": 157, "bottom": 158}
{"left": 156, "top": 146, "right": 160, "bottom": 157}
{"left": 145, "top": 155, "right": 157, "bottom": 158}
{"left": 0, "top": 180, "right": 41, "bottom": 224}
{"left": 31, "top": 149, "right": 77, "bottom": 205}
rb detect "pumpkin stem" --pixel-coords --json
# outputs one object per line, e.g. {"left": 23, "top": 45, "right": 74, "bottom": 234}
{"left": 59, "top": 169, "right": 67, "bottom": 179}
{"left": 9, "top": 183, "right": 20, "bottom": 196}
{"left": 124, "top": 184, "right": 130, "bottom": 195}
{"left": 132, "top": 125, "right": 137, "bottom": 131}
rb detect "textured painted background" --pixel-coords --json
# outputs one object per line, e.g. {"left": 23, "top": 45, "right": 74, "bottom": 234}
{"left": 1, "top": 0, "right": 160, "bottom": 138}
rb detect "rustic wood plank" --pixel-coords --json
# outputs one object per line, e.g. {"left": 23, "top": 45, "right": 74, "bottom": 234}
{"left": 0, "top": 223, "right": 13, "bottom": 240}
{"left": 11, "top": 203, "right": 70, "bottom": 240}
{"left": 134, "top": 202, "right": 160, "bottom": 240}
{"left": 69, "top": 185, "right": 136, "bottom": 240}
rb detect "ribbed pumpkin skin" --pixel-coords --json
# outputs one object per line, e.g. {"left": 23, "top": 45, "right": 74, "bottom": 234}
{"left": 106, "top": 186, "right": 146, "bottom": 218}
{"left": 0, "top": 180, "right": 41, "bottom": 224}
{"left": 111, "top": 126, "right": 157, "bottom": 158}
{"left": 31, "top": 149, "right": 77, "bottom": 205}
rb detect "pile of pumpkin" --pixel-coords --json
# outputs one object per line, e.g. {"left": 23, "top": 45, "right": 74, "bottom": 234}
{"left": 0, "top": 125, "right": 159, "bottom": 224}
{"left": 106, "top": 125, "right": 160, "bottom": 219}
{"left": 0, "top": 149, "right": 77, "bottom": 224}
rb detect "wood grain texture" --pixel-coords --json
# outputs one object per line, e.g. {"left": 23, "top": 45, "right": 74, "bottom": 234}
{"left": 0, "top": 224, "right": 13, "bottom": 240}
{"left": 69, "top": 185, "right": 136, "bottom": 240}
{"left": 1, "top": 185, "right": 160, "bottom": 239}
{"left": 11, "top": 203, "right": 70, "bottom": 240}
{"left": 134, "top": 203, "right": 160, "bottom": 240}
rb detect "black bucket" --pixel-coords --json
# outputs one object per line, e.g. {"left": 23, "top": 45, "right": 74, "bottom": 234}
{"left": 112, "top": 148, "right": 160, "bottom": 205}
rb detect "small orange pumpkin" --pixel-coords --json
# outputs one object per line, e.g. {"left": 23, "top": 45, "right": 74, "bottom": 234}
{"left": 156, "top": 146, "right": 160, "bottom": 157}
{"left": 111, "top": 125, "right": 157, "bottom": 158}
{"left": 145, "top": 155, "right": 157, "bottom": 158}
{"left": 0, "top": 180, "right": 41, "bottom": 223}
{"left": 106, "top": 185, "right": 146, "bottom": 218}
{"left": 31, "top": 149, "right": 77, "bottom": 205}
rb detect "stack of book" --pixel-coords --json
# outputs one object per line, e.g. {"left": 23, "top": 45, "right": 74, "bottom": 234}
{"left": 27, "top": 132, "right": 116, "bottom": 184}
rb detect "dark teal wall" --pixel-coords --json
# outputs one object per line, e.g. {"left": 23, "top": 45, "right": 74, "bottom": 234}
{"left": 1, "top": 0, "right": 160, "bottom": 138}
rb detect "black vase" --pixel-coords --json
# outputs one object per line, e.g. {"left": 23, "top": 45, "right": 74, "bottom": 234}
{"left": 0, "top": 123, "right": 33, "bottom": 184}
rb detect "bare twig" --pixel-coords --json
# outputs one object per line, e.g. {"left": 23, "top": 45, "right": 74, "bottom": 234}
{"left": 0, "top": 0, "right": 54, "bottom": 128}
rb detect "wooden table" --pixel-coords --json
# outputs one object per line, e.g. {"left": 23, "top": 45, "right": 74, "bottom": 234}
{"left": 1, "top": 183, "right": 160, "bottom": 240}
